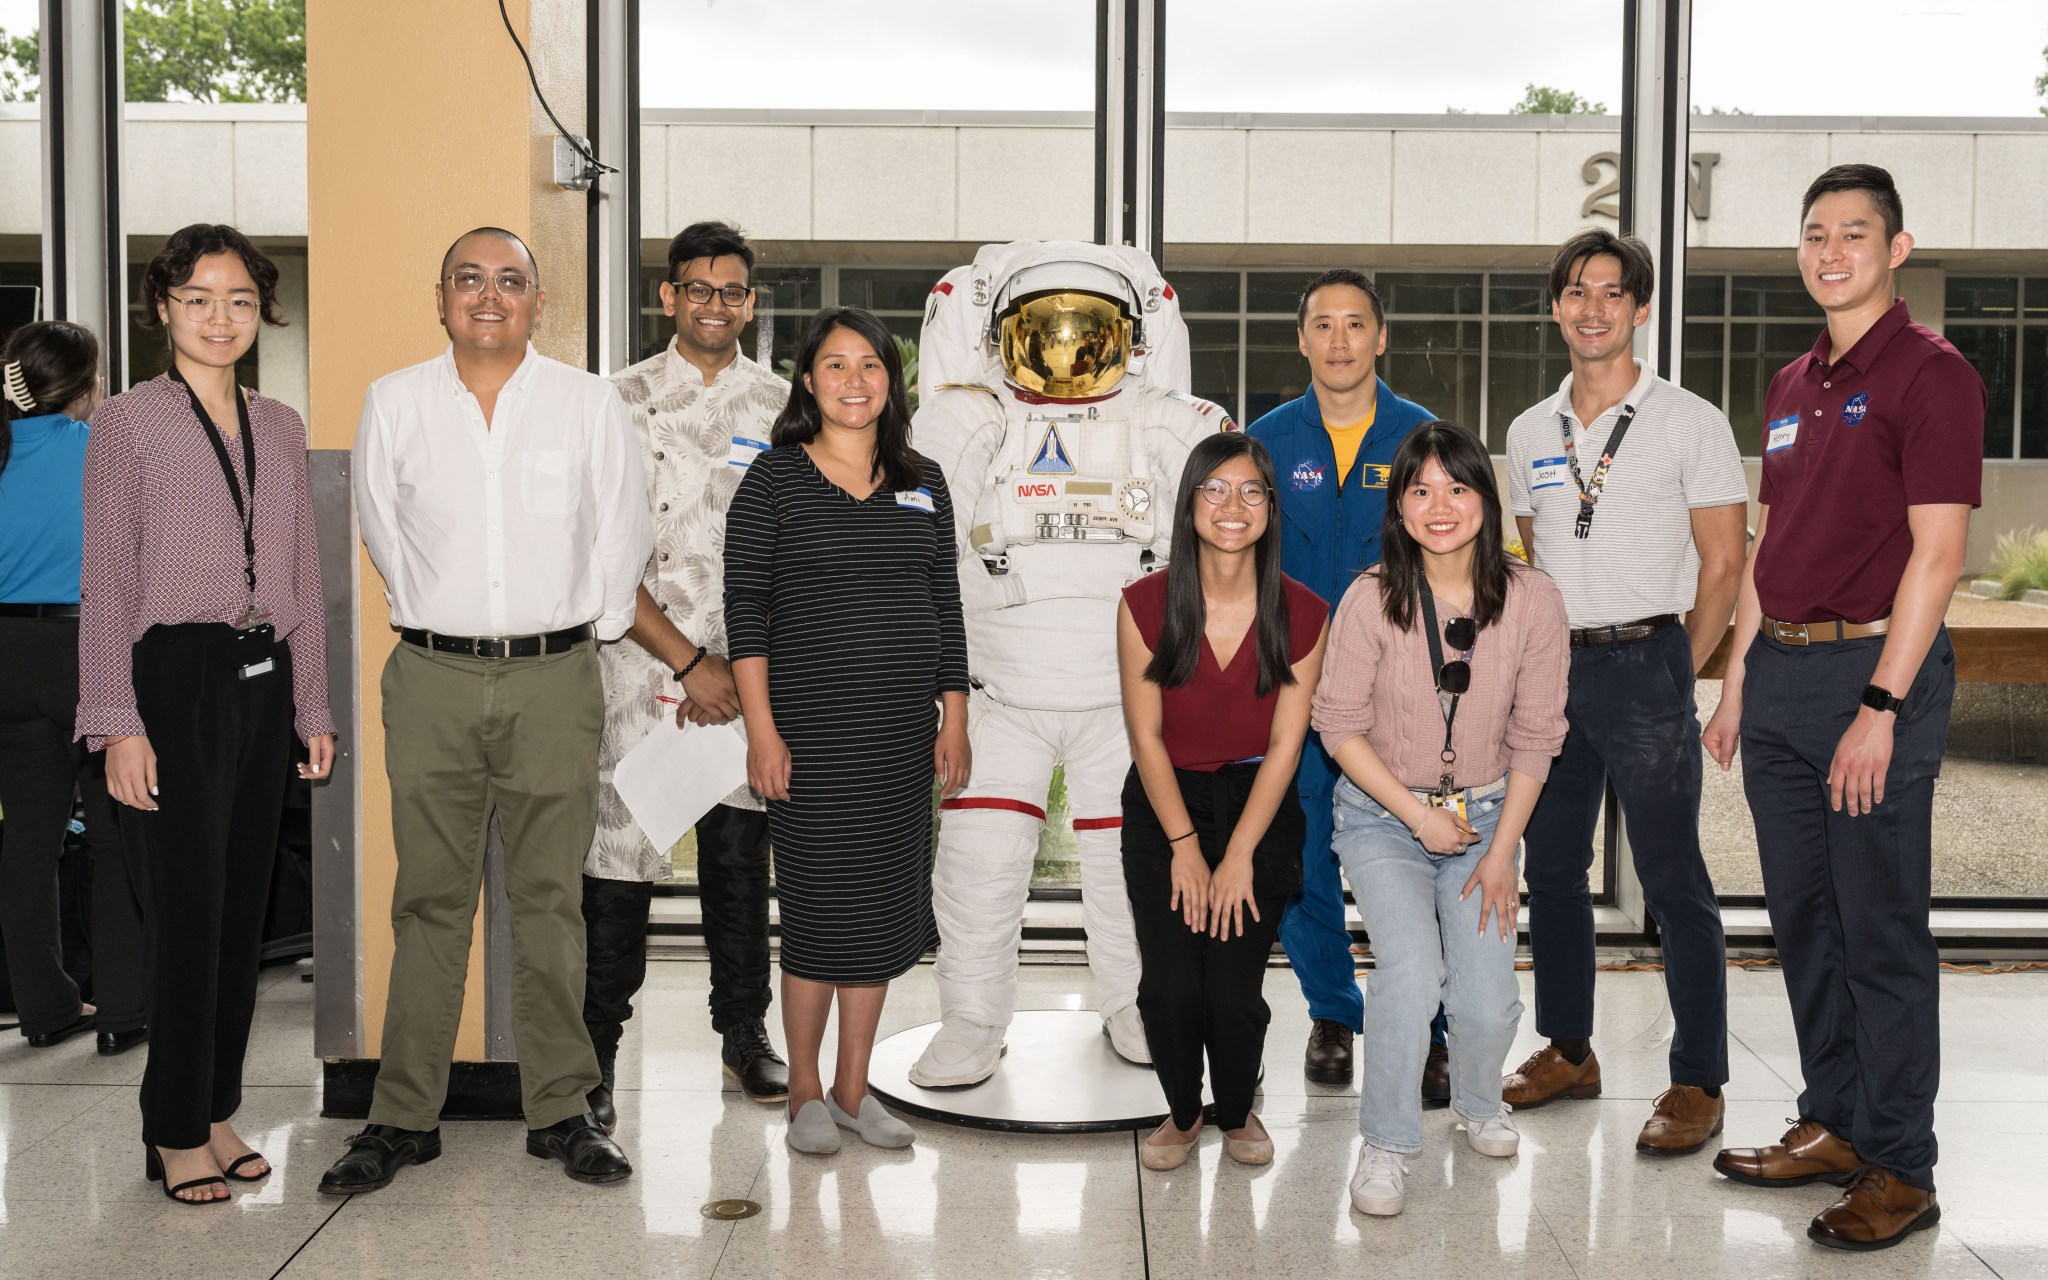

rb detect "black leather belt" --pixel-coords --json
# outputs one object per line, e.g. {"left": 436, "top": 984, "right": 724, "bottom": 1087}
{"left": 400, "top": 623, "right": 593, "bottom": 658}
{"left": 1570, "top": 614, "right": 1678, "bottom": 648}
{"left": 0, "top": 603, "right": 81, "bottom": 618}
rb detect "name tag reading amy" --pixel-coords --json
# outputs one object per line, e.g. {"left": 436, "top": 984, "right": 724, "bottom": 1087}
{"left": 895, "top": 487, "right": 936, "bottom": 513}
{"left": 726, "top": 435, "right": 770, "bottom": 469}
{"left": 1529, "top": 455, "right": 1568, "bottom": 493}
{"left": 1765, "top": 414, "right": 1800, "bottom": 454}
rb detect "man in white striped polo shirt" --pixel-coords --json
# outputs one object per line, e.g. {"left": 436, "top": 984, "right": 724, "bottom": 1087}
{"left": 1502, "top": 229, "right": 1748, "bottom": 1157}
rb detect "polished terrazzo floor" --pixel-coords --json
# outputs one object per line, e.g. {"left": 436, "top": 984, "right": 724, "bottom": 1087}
{"left": 2, "top": 956, "right": 2045, "bottom": 1279}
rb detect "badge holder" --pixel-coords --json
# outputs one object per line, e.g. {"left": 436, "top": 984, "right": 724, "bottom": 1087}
{"left": 233, "top": 606, "right": 276, "bottom": 680}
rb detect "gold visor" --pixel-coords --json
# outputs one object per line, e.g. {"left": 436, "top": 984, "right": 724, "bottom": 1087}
{"left": 996, "top": 290, "right": 1134, "bottom": 399}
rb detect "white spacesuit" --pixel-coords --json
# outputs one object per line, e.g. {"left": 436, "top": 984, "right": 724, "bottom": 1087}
{"left": 909, "top": 241, "right": 1232, "bottom": 1088}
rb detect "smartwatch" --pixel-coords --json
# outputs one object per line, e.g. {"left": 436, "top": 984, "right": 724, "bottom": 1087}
{"left": 1860, "top": 683, "right": 1905, "bottom": 714}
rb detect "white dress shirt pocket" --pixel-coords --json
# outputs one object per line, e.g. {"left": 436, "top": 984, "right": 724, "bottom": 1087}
{"left": 521, "top": 449, "right": 576, "bottom": 515}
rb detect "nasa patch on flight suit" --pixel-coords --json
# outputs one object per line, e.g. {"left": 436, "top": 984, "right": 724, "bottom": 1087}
{"left": 1289, "top": 459, "right": 1326, "bottom": 492}
{"left": 1765, "top": 414, "right": 1799, "bottom": 454}
{"left": 895, "top": 486, "right": 936, "bottom": 513}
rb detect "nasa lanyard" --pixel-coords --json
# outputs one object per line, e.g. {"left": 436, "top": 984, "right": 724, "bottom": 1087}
{"left": 1418, "top": 586, "right": 1467, "bottom": 804}
{"left": 169, "top": 366, "right": 260, "bottom": 610}
{"left": 1558, "top": 402, "right": 1638, "bottom": 539}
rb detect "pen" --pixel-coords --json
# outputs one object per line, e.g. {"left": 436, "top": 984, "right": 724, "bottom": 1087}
{"left": 656, "top": 695, "right": 683, "bottom": 707}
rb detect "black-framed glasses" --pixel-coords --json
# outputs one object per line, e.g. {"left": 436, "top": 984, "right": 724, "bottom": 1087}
{"left": 445, "top": 270, "right": 533, "bottom": 297}
{"left": 1438, "top": 616, "right": 1476, "bottom": 694}
{"left": 675, "top": 281, "right": 752, "bottom": 307}
{"left": 1197, "top": 479, "right": 1271, "bottom": 507}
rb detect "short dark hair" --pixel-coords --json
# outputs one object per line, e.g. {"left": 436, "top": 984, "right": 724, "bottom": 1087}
{"left": 1547, "top": 228, "right": 1655, "bottom": 307}
{"left": 667, "top": 220, "right": 755, "bottom": 283}
{"left": 1801, "top": 163, "right": 1904, "bottom": 243}
{"left": 1297, "top": 268, "right": 1385, "bottom": 329}
{"left": 139, "top": 224, "right": 287, "bottom": 331}
{"left": 439, "top": 226, "right": 538, "bottom": 284}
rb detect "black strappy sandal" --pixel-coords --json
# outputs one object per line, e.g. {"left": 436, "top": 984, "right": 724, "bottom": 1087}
{"left": 221, "top": 1152, "right": 271, "bottom": 1181}
{"left": 145, "top": 1146, "right": 230, "bottom": 1205}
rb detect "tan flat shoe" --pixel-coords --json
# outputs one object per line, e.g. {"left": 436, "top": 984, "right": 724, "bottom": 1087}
{"left": 1140, "top": 1118, "right": 1202, "bottom": 1171}
{"left": 1224, "top": 1115, "right": 1273, "bottom": 1166}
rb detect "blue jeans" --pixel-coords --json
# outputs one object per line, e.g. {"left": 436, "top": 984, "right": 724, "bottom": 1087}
{"left": 1333, "top": 775, "right": 1522, "bottom": 1153}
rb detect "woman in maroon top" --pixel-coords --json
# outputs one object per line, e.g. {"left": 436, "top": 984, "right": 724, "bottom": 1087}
{"left": 1117, "top": 432, "right": 1328, "bottom": 1171}
{"left": 79, "top": 224, "right": 334, "bottom": 1205}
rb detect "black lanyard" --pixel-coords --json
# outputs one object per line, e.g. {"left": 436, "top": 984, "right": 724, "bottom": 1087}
{"left": 1558, "top": 402, "right": 1637, "bottom": 539}
{"left": 1418, "top": 585, "right": 1466, "bottom": 794}
{"left": 169, "top": 367, "right": 258, "bottom": 602}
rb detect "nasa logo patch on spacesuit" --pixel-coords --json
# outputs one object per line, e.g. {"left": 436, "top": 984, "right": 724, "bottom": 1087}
{"left": 1028, "top": 423, "right": 1078, "bottom": 475}
{"left": 1290, "top": 459, "right": 1326, "bottom": 492}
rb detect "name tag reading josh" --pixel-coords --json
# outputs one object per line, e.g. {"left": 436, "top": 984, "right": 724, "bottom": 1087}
{"left": 895, "top": 487, "right": 936, "bottom": 513}
{"left": 1765, "top": 414, "right": 1799, "bottom": 454}
{"left": 726, "top": 435, "right": 770, "bottom": 469}
{"left": 1529, "top": 455, "right": 1568, "bottom": 493}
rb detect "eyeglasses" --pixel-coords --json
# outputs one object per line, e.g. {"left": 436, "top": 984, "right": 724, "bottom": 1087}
{"left": 1437, "top": 616, "right": 1476, "bottom": 695}
{"left": 1197, "top": 479, "right": 1271, "bottom": 507}
{"left": 165, "top": 293, "right": 261, "bottom": 324}
{"left": 675, "top": 281, "right": 752, "bottom": 307}
{"left": 444, "top": 270, "right": 534, "bottom": 297}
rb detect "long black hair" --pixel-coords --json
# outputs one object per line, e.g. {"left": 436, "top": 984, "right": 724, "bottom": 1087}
{"left": 1, "top": 320, "right": 101, "bottom": 480}
{"left": 769, "top": 306, "right": 922, "bottom": 492}
{"left": 1375, "top": 420, "right": 1512, "bottom": 632}
{"left": 1144, "top": 432, "right": 1295, "bottom": 697}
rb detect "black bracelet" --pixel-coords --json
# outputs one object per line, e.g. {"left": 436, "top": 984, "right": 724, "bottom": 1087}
{"left": 1167, "top": 831, "right": 1196, "bottom": 845}
{"left": 673, "top": 648, "right": 709, "bottom": 683}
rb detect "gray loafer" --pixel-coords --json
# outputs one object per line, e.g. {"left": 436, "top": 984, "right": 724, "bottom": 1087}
{"left": 826, "top": 1092, "right": 915, "bottom": 1149}
{"left": 785, "top": 1099, "right": 841, "bottom": 1155}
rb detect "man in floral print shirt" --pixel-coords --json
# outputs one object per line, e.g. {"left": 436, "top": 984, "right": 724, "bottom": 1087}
{"left": 582, "top": 222, "right": 793, "bottom": 1125}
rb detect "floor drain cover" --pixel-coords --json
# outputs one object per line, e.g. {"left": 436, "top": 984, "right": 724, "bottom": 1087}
{"left": 701, "top": 1199, "right": 762, "bottom": 1221}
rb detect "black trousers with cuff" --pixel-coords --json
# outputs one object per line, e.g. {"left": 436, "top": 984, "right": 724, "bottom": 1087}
{"left": 1123, "top": 762, "right": 1302, "bottom": 1132}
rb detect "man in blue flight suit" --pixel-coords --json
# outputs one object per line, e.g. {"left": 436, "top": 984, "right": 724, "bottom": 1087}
{"left": 1247, "top": 269, "right": 1439, "bottom": 1090}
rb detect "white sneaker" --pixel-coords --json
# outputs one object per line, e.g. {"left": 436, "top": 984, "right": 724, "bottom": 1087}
{"left": 1349, "top": 1144, "right": 1408, "bottom": 1216}
{"left": 1460, "top": 1102, "right": 1520, "bottom": 1157}
{"left": 907, "top": 1018, "right": 1006, "bottom": 1088}
{"left": 1102, "top": 1005, "right": 1152, "bottom": 1065}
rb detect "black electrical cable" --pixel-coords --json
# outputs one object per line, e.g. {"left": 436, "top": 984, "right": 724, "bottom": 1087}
{"left": 497, "top": 0, "right": 618, "bottom": 176}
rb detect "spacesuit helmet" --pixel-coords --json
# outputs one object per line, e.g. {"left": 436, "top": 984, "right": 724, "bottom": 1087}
{"left": 992, "top": 260, "right": 1138, "bottom": 399}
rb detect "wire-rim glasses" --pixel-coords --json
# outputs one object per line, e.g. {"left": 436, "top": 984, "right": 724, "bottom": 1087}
{"left": 1197, "top": 479, "right": 1271, "bottom": 507}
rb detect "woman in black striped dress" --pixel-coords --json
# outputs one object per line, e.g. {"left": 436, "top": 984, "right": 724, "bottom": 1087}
{"left": 724, "top": 306, "right": 971, "bottom": 1155}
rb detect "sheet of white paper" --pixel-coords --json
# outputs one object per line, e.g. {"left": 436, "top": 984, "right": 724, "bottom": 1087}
{"left": 611, "top": 719, "right": 751, "bottom": 853}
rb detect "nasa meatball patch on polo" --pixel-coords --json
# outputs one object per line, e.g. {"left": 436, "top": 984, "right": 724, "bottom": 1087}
{"left": 1841, "top": 391, "right": 1871, "bottom": 426}
{"left": 1289, "top": 459, "right": 1326, "bottom": 492}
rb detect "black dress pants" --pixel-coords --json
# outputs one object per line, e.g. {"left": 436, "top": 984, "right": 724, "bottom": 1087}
{"left": 0, "top": 615, "right": 145, "bottom": 1037}
{"left": 126, "top": 624, "right": 294, "bottom": 1150}
{"left": 583, "top": 802, "right": 772, "bottom": 1066}
{"left": 1123, "top": 763, "right": 1302, "bottom": 1132}
{"left": 1741, "top": 628, "right": 1953, "bottom": 1193}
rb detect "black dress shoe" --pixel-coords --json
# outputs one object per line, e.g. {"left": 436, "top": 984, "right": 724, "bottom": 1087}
{"left": 26, "top": 1010, "right": 96, "bottom": 1047}
{"left": 98, "top": 1027, "right": 148, "bottom": 1056}
{"left": 1304, "top": 1019, "right": 1354, "bottom": 1085}
{"left": 526, "top": 1113, "right": 632, "bottom": 1184}
{"left": 588, "top": 1083, "right": 617, "bottom": 1134}
{"left": 722, "top": 1019, "right": 790, "bottom": 1103}
{"left": 1421, "top": 1040, "right": 1451, "bottom": 1103}
{"left": 318, "top": 1124, "right": 442, "bottom": 1195}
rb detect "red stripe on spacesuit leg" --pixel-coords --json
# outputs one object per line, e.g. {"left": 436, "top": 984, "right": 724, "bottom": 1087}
{"left": 1070, "top": 816, "right": 1123, "bottom": 830}
{"left": 939, "top": 796, "right": 1047, "bottom": 822}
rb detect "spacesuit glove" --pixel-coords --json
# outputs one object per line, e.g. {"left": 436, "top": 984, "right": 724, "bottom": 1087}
{"left": 1170, "top": 847, "right": 1210, "bottom": 933}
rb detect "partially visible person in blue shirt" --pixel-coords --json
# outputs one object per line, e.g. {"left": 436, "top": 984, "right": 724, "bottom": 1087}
{"left": 0, "top": 319, "right": 146, "bottom": 1057}
{"left": 1245, "top": 270, "right": 1436, "bottom": 1091}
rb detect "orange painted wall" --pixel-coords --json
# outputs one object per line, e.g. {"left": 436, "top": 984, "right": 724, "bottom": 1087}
{"left": 306, "top": 0, "right": 588, "bottom": 1059}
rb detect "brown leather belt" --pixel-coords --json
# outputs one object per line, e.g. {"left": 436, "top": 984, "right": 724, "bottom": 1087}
{"left": 400, "top": 623, "right": 593, "bottom": 659}
{"left": 1761, "top": 615, "right": 1890, "bottom": 646}
{"left": 1569, "top": 614, "right": 1678, "bottom": 648}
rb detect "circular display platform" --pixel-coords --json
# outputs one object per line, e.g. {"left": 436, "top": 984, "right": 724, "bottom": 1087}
{"left": 868, "top": 1009, "right": 1221, "bottom": 1134}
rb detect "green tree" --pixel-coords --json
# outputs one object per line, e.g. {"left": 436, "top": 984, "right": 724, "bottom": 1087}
{"left": 1692, "top": 104, "right": 1750, "bottom": 116}
{"left": 2036, "top": 43, "right": 2046, "bottom": 117}
{"left": 0, "top": 0, "right": 303, "bottom": 104}
{"left": 1509, "top": 83, "right": 1607, "bottom": 115}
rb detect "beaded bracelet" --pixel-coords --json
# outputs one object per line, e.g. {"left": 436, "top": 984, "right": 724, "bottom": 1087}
{"left": 673, "top": 648, "right": 708, "bottom": 683}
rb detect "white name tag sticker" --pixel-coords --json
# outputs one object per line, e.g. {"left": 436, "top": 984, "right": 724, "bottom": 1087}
{"left": 896, "top": 487, "right": 936, "bottom": 513}
{"left": 1529, "top": 455, "right": 1568, "bottom": 493}
{"left": 726, "top": 435, "right": 770, "bottom": 468}
{"left": 1765, "top": 414, "right": 1799, "bottom": 454}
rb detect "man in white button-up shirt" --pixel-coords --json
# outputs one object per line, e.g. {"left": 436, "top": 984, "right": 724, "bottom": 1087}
{"left": 323, "top": 228, "right": 651, "bottom": 1196}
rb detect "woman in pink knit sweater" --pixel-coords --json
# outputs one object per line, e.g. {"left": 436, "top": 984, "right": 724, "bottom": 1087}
{"left": 1310, "top": 420, "right": 1569, "bottom": 1219}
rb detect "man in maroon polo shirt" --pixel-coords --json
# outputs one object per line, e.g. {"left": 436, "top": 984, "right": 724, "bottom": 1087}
{"left": 1702, "top": 163, "right": 1983, "bottom": 1252}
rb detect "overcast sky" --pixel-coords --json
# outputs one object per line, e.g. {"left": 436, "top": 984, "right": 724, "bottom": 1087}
{"left": 0, "top": 1, "right": 2040, "bottom": 117}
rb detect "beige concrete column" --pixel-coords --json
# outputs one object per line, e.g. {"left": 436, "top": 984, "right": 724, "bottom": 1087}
{"left": 306, "top": 0, "right": 588, "bottom": 1061}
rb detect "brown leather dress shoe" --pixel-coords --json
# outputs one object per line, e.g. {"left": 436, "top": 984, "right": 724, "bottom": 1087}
{"left": 1421, "top": 1041, "right": 1450, "bottom": 1103}
{"left": 1635, "top": 1084, "right": 1725, "bottom": 1155}
{"left": 1713, "top": 1117, "right": 1863, "bottom": 1188}
{"left": 1501, "top": 1045, "right": 1601, "bottom": 1108}
{"left": 1808, "top": 1167, "right": 1939, "bottom": 1251}
{"left": 1304, "top": 1020, "right": 1353, "bottom": 1085}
